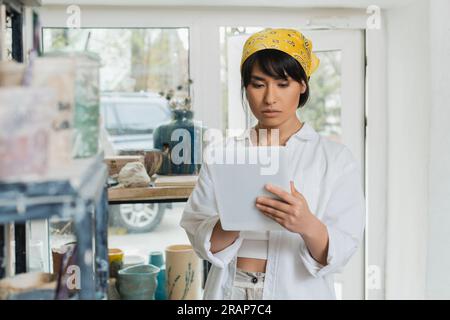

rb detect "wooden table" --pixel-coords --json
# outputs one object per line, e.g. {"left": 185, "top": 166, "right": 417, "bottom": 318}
{"left": 108, "top": 185, "right": 195, "bottom": 204}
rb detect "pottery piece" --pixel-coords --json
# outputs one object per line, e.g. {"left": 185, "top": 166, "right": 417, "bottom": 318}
{"left": 117, "top": 264, "right": 160, "bottom": 300}
{"left": 149, "top": 251, "right": 167, "bottom": 300}
{"left": 108, "top": 248, "right": 124, "bottom": 278}
{"left": 165, "top": 244, "right": 202, "bottom": 300}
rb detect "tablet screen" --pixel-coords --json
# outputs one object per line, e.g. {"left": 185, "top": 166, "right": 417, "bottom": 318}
{"left": 207, "top": 146, "right": 291, "bottom": 231}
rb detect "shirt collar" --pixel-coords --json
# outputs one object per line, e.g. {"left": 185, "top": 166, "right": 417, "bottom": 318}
{"left": 235, "top": 122, "right": 318, "bottom": 144}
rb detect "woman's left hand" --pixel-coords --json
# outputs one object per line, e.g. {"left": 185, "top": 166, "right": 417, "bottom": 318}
{"left": 255, "top": 181, "right": 316, "bottom": 235}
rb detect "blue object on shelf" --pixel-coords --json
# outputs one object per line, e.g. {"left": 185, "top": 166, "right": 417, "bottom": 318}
{"left": 153, "top": 109, "right": 205, "bottom": 175}
{"left": 149, "top": 251, "right": 167, "bottom": 300}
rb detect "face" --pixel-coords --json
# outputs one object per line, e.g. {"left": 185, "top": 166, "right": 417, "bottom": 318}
{"left": 245, "top": 62, "right": 307, "bottom": 129}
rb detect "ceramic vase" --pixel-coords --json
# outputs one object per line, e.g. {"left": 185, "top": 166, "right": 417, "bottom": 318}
{"left": 149, "top": 251, "right": 167, "bottom": 300}
{"left": 153, "top": 109, "right": 205, "bottom": 175}
{"left": 165, "top": 244, "right": 202, "bottom": 300}
{"left": 108, "top": 248, "right": 124, "bottom": 279}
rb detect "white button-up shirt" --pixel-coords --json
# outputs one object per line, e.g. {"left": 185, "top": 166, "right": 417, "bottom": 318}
{"left": 180, "top": 122, "right": 366, "bottom": 300}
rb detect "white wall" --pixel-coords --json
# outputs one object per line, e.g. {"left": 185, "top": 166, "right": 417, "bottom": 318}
{"left": 384, "top": 0, "right": 430, "bottom": 299}
{"left": 426, "top": 0, "right": 450, "bottom": 300}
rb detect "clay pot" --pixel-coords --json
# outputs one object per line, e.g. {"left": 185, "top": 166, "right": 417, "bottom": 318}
{"left": 116, "top": 264, "right": 160, "bottom": 300}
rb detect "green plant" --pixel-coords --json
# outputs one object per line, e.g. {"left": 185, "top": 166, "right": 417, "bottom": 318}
{"left": 159, "top": 79, "right": 194, "bottom": 111}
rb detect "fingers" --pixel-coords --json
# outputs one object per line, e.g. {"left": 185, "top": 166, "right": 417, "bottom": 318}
{"left": 255, "top": 202, "right": 287, "bottom": 221}
{"left": 264, "top": 183, "right": 297, "bottom": 205}
{"left": 256, "top": 196, "right": 292, "bottom": 214}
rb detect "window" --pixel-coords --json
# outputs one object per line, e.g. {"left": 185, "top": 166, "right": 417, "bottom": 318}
{"left": 298, "top": 50, "right": 342, "bottom": 142}
{"left": 42, "top": 27, "right": 191, "bottom": 267}
{"left": 43, "top": 28, "right": 189, "bottom": 95}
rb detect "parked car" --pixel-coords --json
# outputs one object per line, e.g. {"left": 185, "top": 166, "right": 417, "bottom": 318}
{"left": 100, "top": 92, "right": 173, "bottom": 233}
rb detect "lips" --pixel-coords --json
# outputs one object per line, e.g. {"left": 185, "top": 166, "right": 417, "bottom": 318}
{"left": 261, "top": 109, "right": 281, "bottom": 117}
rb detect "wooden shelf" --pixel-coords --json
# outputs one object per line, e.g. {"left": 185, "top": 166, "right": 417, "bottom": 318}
{"left": 108, "top": 185, "right": 194, "bottom": 204}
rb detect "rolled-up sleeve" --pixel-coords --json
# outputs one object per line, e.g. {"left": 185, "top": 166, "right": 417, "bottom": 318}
{"left": 299, "top": 147, "right": 366, "bottom": 278}
{"left": 180, "top": 162, "right": 243, "bottom": 269}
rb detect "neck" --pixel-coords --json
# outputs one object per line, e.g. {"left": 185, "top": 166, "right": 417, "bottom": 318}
{"left": 254, "top": 117, "right": 303, "bottom": 146}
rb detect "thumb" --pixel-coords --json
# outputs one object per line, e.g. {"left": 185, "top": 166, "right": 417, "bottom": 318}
{"left": 290, "top": 181, "right": 301, "bottom": 196}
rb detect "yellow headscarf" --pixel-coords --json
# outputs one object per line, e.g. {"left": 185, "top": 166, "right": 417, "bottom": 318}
{"left": 241, "top": 28, "right": 320, "bottom": 78}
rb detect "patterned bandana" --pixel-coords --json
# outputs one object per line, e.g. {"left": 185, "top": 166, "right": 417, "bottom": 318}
{"left": 241, "top": 28, "right": 320, "bottom": 77}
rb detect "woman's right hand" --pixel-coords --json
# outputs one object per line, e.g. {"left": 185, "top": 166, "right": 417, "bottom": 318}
{"left": 210, "top": 220, "right": 240, "bottom": 254}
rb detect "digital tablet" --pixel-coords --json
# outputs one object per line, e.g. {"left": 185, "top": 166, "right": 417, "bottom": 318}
{"left": 207, "top": 146, "right": 291, "bottom": 231}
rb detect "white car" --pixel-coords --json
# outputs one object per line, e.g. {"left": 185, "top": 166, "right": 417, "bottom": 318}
{"left": 101, "top": 92, "right": 173, "bottom": 233}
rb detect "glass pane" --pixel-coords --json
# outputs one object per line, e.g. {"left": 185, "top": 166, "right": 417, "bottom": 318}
{"left": 43, "top": 28, "right": 189, "bottom": 95}
{"left": 108, "top": 203, "right": 189, "bottom": 257}
{"left": 42, "top": 28, "right": 191, "bottom": 279}
{"left": 42, "top": 28, "right": 189, "bottom": 152}
{"left": 297, "top": 50, "right": 342, "bottom": 143}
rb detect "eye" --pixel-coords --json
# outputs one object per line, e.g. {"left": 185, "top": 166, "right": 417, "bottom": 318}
{"left": 278, "top": 82, "right": 289, "bottom": 87}
{"left": 251, "top": 82, "right": 264, "bottom": 88}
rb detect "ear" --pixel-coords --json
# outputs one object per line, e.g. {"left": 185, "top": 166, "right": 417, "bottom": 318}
{"left": 300, "top": 80, "right": 307, "bottom": 94}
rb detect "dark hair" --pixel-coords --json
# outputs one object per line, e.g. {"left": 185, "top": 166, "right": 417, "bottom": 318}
{"left": 241, "top": 49, "right": 310, "bottom": 108}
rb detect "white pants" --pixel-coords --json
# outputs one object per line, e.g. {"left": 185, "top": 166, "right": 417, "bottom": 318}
{"left": 230, "top": 268, "right": 265, "bottom": 300}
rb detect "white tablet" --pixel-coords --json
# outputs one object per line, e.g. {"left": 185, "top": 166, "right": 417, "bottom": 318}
{"left": 207, "top": 146, "right": 291, "bottom": 231}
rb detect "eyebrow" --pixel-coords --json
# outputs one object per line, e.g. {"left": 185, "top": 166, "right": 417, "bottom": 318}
{"left": 250, "top": 75, "right": 288, "bottom": 81}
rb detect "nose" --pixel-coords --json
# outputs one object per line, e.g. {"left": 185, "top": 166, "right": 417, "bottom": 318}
{"left": 263, "top": 84, "right": 277, "bottom": 105}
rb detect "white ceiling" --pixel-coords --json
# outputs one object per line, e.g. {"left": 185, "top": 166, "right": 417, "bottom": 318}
{"left": 41, "top": 0, "right": 420, "bottom": 9}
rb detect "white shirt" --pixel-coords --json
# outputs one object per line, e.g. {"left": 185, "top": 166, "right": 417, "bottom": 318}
{"left": 180, "top": 122, "right": 366, "bottom": 300}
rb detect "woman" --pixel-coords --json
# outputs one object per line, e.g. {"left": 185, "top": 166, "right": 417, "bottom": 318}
{"left": 180, "top": 28, "right": 365, "bottom": 300}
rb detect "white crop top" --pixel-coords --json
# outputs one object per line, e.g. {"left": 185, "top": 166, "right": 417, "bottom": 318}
{"left": 237, "top": 231, "right": 269, "bottom": 260}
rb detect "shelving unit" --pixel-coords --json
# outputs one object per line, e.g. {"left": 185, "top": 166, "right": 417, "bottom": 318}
{"left": 0, "top": 154, "right": 109, "bottom": 300}
{"left": 0, "top": 0, "right": 44, "bottom": 279}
